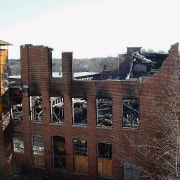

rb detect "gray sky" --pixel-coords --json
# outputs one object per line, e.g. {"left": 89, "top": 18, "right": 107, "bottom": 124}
{"left": 1, "top": 0, "right": 180, "bottom": 58}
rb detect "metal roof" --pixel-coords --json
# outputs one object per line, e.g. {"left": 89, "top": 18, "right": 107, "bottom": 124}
{"left": 52, "top": 72, "right": 99, "bottom": 78}
{"left": 133, "top": 52, "right": 153, "bottom": 63}
{"left": 9, "top": 72, "right": 100, "bottom": 79}
{"left": 0, "top": 40, "right": 11, "bottom": 46}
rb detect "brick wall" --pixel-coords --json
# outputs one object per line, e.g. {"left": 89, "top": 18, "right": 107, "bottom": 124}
{"left": 13, "top": 43, "right": 179, "bottom": 179}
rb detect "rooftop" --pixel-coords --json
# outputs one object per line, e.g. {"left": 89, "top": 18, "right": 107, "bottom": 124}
{"left": 9, "top": 72, "right": 100, "bottom": 79}
{"left": 0, "top": 40, "right": 11, "bottom": 46}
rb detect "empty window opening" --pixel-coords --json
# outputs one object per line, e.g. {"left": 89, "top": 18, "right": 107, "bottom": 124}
{"left": 50, "top": 97, "right": 64, "bottom": 124}
{"left": 32, "top": 134, "right": 45, "bottom": 167}
{"left": 96, "top": 98, "right": 112, "bottom": 127}
{"left": 123, "top": 99, "right": 139, "bottom": 129}
{"left": 72, "top": 98, "right": 87, "bottom": 125}
{"left": 52, "top": 136, "right": 66, "bottom": 169}
{"left": 74, "top": 139, "right": 88, "bottom": 173}
{"left": 11, "top": 92, "right": 22, "bottom": 121}
{"left": 13, "top": 132, "right": 24, "bottom": 153}
{"left": 97, "top": 142, "right": 112, "bottom": 177}
{"left": 30, "top": 96, "right": 43, "bottom": 122}
{"left": 123, "top": 162, "right": 139, "bottom": 180}
{"left": 11, "top": 90, "right": 22, "bottom": 121}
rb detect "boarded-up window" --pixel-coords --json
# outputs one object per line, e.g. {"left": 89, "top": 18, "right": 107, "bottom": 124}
{"left": 96, "top": 98, "right": 112, "bottom": 127}
{"left": 50, "top": 97, "right": 64, "bottom": 124}
{"left": 123, "top": 99, "right": 139, "bottom": 129}
{"left": 98, "top": 142, "right": 112, "bottom": 177}
{"left": 52, "top": 136, "right": 66, "bottom": 169}
{"left": 123, "top": 162, "right": 139, "bottom": 180}
{"left": 32, "top": 134, "right": 45, "bottom": 167}
{"left": 98, "top": 159, "right": 112, "bottom": 177}
{"left": 74, "top": 139, "right": 88, "bottom": 173}
{"left": 72, "top": 98, "right": 87, "bottom": 125}
{"left": 30, "top": 96, "right": 43, "bottom": 122}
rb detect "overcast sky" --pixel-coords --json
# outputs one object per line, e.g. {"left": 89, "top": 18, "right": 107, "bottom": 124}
{"left": 1, "top": 0, "right": 180, "bottom": 59}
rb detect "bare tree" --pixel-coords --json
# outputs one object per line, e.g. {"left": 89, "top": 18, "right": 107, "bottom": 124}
{"left": 124, "top": 44, "right": 180, "bottom": 179}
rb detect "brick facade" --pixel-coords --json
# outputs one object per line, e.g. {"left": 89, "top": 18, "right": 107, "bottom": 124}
{"left": 12, "top": 43, "right": 180, "bottom": 179}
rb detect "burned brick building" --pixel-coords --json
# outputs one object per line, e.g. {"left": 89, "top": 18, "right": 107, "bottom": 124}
{"left": 8, "top": 43, "right": 180, "bottom": 179}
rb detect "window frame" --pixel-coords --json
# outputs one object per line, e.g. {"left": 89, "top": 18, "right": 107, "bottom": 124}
{"left": 122, "top": 99, "right": 139, "bottom": 129}
{"left": 31, "top": 133, "right": 45, "bottom": 167}
{"left": 50, "top": 97, "right": 64, "bottom": 124}
{"left": 29, "top": 96, "right": 43, "bottom": 122}
{"left": 97, "top": 141, "right": 112, "bottom": 159}
{"left": 74, "top": 139, "right": 88, "bottom": 156}
{"left": 123, "top": 162, "right": 139, "bottom": 180}
{"left": 11, "top": 94, "right": 22, "bottom": 121}
{"left": 52, "top": 136, "right": 66, "bottom": 169}
{"left": 73, "top": 139, "right": 88, "bottom": 173}
{"left": 13, "top": 132, "right": 24, "bottom": 153}
{"left": 72, "top": 97, "right": 87, "bottom": 126}
{"left": 97, "top": 141, "right": 112, "bottom": 177}
{"left": 96, "top": 98, "right": 112, "bottom": 127}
